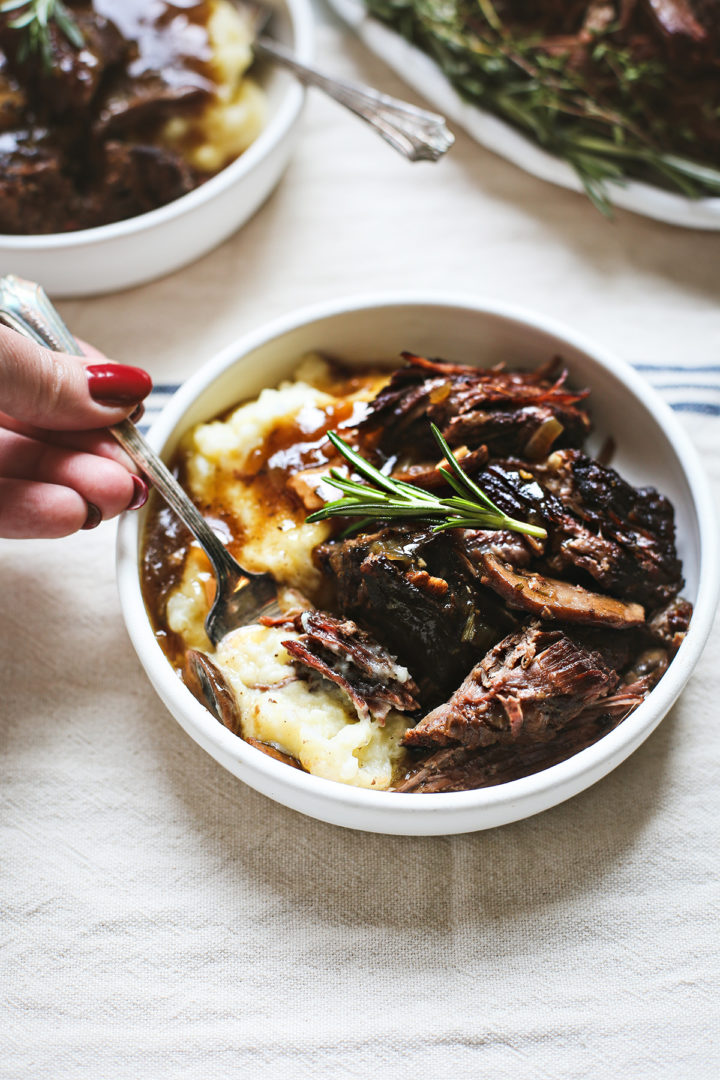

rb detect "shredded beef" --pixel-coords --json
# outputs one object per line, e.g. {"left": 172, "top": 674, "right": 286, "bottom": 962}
{"left": 397, "top": 636, "right": 671, "bottom": 792}
{"left": 397, "top": 710, "right": 624, "bottom": 792}
{"left": 403, "top": 624, "right": 619, "bottom": 750}
{"left": 358, "top": 353, "right": 591, "bottom": 458}
{"left": 282, "top": 611, "right": 420, "bottom": 723}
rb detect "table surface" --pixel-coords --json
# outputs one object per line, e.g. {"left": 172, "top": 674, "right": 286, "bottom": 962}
{"left": 3, "top": 9, "right": 720, "bottom": 1079}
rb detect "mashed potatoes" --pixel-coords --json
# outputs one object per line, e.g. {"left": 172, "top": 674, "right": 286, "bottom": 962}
{"left": 167, "top": 362, "right": 337, "bottom": 650}
{"left": 160, "top": 0, "right": 266, "bottom": 173}
{"left": 213, "top": 626, "right": 409, "bottom": 788}
{"left": 163, "top": 357, "right": 408, "bottom": 789}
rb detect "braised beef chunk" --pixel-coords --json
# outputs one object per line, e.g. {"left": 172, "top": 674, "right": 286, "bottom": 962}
{"left": 469, "top": 452, "right": 683, "bottom": 608}
{"left": 92, "top": 141, "right": 198, "bottom": 221}
{"left": 0, "top": 132, "right": 79, "bottom": 234}
{"left": 316, "top": 525, "right": 517, "bottom": 703}
{"left": 282, "top": 611, "right": 420, "bottom": 723}
{"left": 443, "top": 403, "right": 589, "bottom": 459}
{"left": 358, "top": 353, "right": 591, "bottom": 458}
{"left": 541, "top": 451, "right": 683, "bottom": 607}
{"left": 97, "top": 74, "right": 211, "bottom": 136}
{"left": 398, "top": 710, "right": 625, "bottom": 792}
{"left": 403, "top": 625, "right": 619, "bottom": 750}
{"left": 390, "top": 444, "right": 489, "bottom": 491}
{"left": 0, "top": 0, "right": 221, "bottom": 233}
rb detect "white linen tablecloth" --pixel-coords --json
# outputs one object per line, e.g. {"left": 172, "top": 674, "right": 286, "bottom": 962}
{"left": 2, "top": 10, "right": 720, "bottom": 1078}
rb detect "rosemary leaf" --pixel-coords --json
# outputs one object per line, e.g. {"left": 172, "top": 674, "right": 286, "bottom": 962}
{"left": 364, "top": 0, "right": 720, "bottom": 209}
{"left": 306, "top": 425, "right": 547, "bottom": 540}
{"left": 0, "top": 0, "right": 83, "bottom": 69}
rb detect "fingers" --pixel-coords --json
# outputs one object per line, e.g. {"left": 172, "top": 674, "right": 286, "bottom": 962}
{"left": 0, "top": 479, "right": 93, "bottom": 539}
{"left": 0, "top": 429, "right": 147, "bottom": 536}
{"left": 0, "top": 409, "right": 138, "bottom": 471}
{"left": 0, "top": 324, "right": 152, "bottom": 431}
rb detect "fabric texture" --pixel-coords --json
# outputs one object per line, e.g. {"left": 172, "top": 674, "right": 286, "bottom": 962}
{"left": 2, "top": 12, "right": 719, "bottom": 1079}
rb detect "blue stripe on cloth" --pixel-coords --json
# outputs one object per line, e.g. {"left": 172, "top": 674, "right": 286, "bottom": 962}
{"left": 646, "top": 383, "right": 720, "bottom": 392}
{"left": 634, "top": 364, "right": 720, "bottom": 373}
{"left": 670, "top": 402, "right": 720, "bottom": 416}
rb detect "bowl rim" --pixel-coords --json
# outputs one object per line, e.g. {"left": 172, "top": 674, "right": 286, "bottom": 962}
{"left": 117, "top": 292, "right": 719, "bottom": 822}
{"left": 0, "top": 0, "right": 315, "bottom": 250}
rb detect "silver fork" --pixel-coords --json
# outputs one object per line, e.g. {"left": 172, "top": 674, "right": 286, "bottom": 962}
{"left": 0, "top": 275, "right": 281, "bottom": 644}
{"left": 244, "top": 2, "right": 454, "bottom": 162}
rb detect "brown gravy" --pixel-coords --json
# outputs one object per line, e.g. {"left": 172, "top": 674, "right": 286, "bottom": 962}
{"left": 140, "top": 366, "right": 385, "bottom": 673}
{"left": 93, "top": 0, "right": 216, "bottom": 92}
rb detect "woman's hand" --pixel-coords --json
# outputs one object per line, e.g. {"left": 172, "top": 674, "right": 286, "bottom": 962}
{"left": 0, "top": 324, "right": 152, "bottom": 538}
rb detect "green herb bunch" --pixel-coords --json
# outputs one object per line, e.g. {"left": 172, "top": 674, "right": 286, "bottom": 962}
{"left": 0, "top": 0, "right": 83, "bottom": 68}
{"left": 306, "top": 424, "right": 547, "bottom": 539}
{"left": 364, "top": 0, "right": 720, "bottom": 213}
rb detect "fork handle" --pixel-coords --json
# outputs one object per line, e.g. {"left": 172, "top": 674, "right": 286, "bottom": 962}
{"left": 255, "top": 37, "right": 454, "bottom": 162}
{"left": 0, "top": 275, "right": 241, "bottom": 584}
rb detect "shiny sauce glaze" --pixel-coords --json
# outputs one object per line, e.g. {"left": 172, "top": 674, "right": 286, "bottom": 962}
{"left": 92, "top": 0, "right": 216, "bottom": 93}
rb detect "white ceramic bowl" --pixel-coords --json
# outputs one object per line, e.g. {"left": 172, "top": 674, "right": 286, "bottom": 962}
{"left": 116, "top": 295, "right": 718, "bottom": 835}
{"left": 0, "top": 0, "right": 314, "bottom": 299}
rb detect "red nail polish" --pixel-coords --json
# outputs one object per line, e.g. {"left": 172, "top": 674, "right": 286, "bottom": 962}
{"left": 127, "top": 475, "right": 149, "bottom": 511}
{"left": 82, "top": 502, "right": 102, "bottom": 530}
{"left": 87, "top": 363, "right": 152, "bottom": 406}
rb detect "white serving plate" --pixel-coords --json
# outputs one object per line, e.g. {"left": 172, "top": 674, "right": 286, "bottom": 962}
{"left": 116, "top": 295, "right": 718, "bottom": 835}
{"left": 328, "top": 0, "right": 720, "bottom": 230}
{"left": 0, "top": 0, "right": 314, "bottom": 298}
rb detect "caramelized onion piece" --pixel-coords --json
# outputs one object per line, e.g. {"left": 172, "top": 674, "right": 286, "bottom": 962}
{"left": 523, "top": 416, "right": 564, "bottom": 459}
{"left": 478, "top": 553, "right": 645, "bottom": 629}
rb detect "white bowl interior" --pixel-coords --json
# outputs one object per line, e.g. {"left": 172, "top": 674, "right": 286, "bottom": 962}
{"left": 118, "top": 297, "right": 716, "bottom": 834}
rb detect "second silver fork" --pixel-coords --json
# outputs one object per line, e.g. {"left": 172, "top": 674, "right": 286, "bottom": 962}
{"left": 243, "top": 0, "right": 454, "bottom": 162}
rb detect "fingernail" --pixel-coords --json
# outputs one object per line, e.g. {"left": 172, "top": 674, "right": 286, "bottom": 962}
{"left": 87, "top": 363, "right": 152, "bottom": 406}
{"left": 82, "top": 502, "right": 102, "bottom": 530}
{"left": 128, "top": 402, "right": 145, "bottom": 424}
{"left": 127, "top": 475, "right": 149, "bottom": 511}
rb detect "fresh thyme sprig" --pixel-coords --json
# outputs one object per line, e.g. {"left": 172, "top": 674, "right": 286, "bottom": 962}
{"left": 0, "top": 0, "right": 83, "bottom": 68}
{"left": 364, "top": 0, "right": 720, "bottom": 214}
{"left": 306, "top": 424, "right": 547, "bottom": 540}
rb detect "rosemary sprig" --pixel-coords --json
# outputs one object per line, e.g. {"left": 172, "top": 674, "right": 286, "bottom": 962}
{"left": 306, "top": 424, "right": 547, "bottom": 540}
{"left": 364, "top": 0, "right": 720, "bottom": 212}
{"left": 0, "top": 0, "right": 83, "bottom": 68}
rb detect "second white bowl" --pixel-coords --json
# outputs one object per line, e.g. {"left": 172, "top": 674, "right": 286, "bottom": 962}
{"left": 0, "top": 0, "right": 314, "bottom": 298}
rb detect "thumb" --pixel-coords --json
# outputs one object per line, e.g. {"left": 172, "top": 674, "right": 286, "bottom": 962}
{"left": 0, "top": 325, "right": 152, "bottom": 431}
